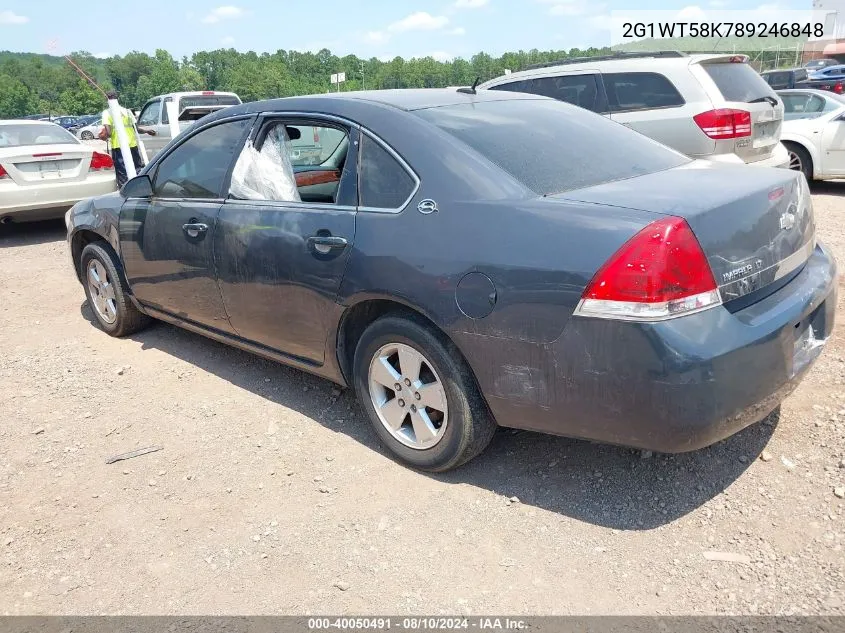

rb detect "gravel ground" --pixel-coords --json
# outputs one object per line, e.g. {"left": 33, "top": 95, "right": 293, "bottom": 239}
{"left": 1, "top": 184, "right": 844, "bottom": 616}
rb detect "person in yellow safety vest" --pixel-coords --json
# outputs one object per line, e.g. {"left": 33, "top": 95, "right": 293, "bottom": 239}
{"left": 101, "top": 90, "right": 157, "bottom": 187}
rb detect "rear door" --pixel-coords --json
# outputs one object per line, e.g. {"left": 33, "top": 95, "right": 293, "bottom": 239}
{"left": 820, "top": 110, "right": 845, "bottom": 175}
{"left": 214, "top": 115, "right": 359, "bottom": 364}
{"left": 119, "top": 115, "right": 254, "bottom": 332}
{"left": 695, "top": 57, "right": 784, "bottom": 164}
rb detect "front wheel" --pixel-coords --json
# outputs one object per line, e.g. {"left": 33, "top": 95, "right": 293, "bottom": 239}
{"left": 80, "top": 242, "right": 150, "bottom": 337}
{"left": 785, "top": 142, "right": 813, "bottom": 181}
{"left": 353, "top": 313, "right": 496, "bottom": 472}
{"left": 81, "top": 131, "right": 94, "bottom": 140}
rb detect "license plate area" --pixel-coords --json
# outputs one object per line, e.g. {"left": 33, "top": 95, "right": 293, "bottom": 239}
{"left": 753, "top": 121, "right": 778, "bottom": 147}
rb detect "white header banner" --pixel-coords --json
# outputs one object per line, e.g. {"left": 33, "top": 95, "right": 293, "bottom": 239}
{"left": 610, "top": 9, "right": 837, "bottom": 51}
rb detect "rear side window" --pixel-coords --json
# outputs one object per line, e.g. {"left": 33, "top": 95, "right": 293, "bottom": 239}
{"left": 701, "top": 62, "right": 777, "bottom": 103}
{"left": 415, "top": 99, "right": 689, "bottom": 196}
{"left": 488, "top": 79, "right": 533, "bottom": 93}
{"left": 529, "top": 74, "right": 603, "bottom": 112}
{"left": 603, "top": 72, "right": 684, "bottom": 112}
{"left": 179, "top": 94, "right": 241, "bottom": 110}
{"left": 359, "top": 134, "right": 416, "bottom": 209}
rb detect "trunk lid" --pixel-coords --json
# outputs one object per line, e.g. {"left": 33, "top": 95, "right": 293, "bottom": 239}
{"left": 0, "top": 143, "right": 94, "bottom": 186}
{"left": 553, "top": 161, "right": 815, "bottom": 306}
{"left": 696, "top": 57, "right": 784, "bottom": 163}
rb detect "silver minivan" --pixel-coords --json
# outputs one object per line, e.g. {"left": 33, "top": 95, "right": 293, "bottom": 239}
{"left": 479, "top": 51, "right": 789, "bottom": 169}
{"left": 135, "top": 91, "right": 242, "bottom": 158}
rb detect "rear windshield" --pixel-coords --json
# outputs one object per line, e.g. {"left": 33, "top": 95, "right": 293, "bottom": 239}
{"left": 178, "top": 95, "right": 241, "bottom": 110}
{"left": 0, "top": 123, "right": 79, "bottom": 148}
{"left": 701, "top": 61, "right": 777, "bottom": 103}
{"left": 414, "top": 98, "right": 689, "bottom": 195}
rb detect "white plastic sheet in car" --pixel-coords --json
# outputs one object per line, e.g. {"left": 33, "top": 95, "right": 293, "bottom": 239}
{"left": 229, "top": 125, "right": 300, "bottom": 202}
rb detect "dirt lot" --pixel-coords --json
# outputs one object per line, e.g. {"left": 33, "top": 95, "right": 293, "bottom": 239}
{"left": 1, "top": 185, "right": 845, "bottom": 616}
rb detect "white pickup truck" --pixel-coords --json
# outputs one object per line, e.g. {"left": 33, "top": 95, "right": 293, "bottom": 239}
{"left": 135, "top": 91, "right": 242, "bottom": 158}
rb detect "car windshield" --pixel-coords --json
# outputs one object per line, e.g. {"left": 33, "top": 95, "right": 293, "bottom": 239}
{"left": 414, "top": 97, "right": 690, "bottom": 195}
{"left": 701, "top": 61, "right": 777, "bottom": 103}
{"left": 0, "top": 123, "right": 80, "bottom": 148}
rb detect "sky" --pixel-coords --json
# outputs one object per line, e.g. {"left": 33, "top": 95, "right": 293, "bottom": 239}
{"left": 0, "top": 0, "right": 810, "bottom": 61}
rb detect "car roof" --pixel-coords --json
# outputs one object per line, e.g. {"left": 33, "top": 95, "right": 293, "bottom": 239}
{"left": 206, "top": 87, "right": 549, "bottom": 118}
{"left": 147, "top": 91, "right": 241, "bottom": 101}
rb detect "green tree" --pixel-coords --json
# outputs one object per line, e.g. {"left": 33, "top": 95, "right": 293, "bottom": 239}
{"left": 0, "top": 74, "right": 38, "bottom": 117}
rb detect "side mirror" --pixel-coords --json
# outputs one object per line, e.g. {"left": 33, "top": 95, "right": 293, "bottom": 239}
{"left": 121, "top": 174, "right": 153, "bottom": 198}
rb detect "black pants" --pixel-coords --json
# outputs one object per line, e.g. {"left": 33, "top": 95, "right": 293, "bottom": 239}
{"left": 111, "top": 146, "right": 144, "bottom": 188}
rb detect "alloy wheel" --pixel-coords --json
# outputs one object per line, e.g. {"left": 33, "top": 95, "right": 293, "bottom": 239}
{"left": 367, "top": 342, "right": 449, "bottom": 450}
{"left": 87, "top": 259, "right": 118, "bottom": 324}
{"left": 788, "top": 150, "right": 803, "bottom": 172}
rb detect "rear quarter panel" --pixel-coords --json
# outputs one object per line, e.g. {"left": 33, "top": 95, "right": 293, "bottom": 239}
{"left": 335, "top": 106, "right": 661, "bottom": 411}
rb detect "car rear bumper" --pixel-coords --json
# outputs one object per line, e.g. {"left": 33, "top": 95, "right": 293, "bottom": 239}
{"left": 0, "top": 175, "right": 117, "bottom": 220}
{"left": 480, "top": 241, "right": 837, "bottom": 452}
{"left": 704, "top": 142, "right": 790, "bottom": 169}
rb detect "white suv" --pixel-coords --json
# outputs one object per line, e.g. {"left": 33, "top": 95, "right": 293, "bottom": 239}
{"left": 479, "top": 51, "right": 790, "bottom": 169}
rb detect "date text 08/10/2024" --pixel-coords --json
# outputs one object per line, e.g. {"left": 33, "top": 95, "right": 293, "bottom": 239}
{"left": 307, "top": 618, "right": 528, "bottom": 631}
{"left": 621, "top": 21, "right": 825, "bottom": 39}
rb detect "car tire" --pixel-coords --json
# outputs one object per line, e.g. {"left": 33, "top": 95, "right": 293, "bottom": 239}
{"left": 784, "top": 142, "right": 813, "bottom": 181}
{"left": 81, "top": 131, "right": 94, "bottom": 140}
{"left": 352, "top": 312, "right": 497, "bottom": 472}
{"left": 80, "top": 241, "right": 150, "bottom": 337}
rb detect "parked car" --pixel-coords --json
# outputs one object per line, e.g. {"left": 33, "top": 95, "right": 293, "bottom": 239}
{"left": 52, "top": 116, "right": 80, "bottom": 130}
{"left": 66, "top": 89, "right": 836, "bottom": 472}
{"left": 776, "top": 88, "right": 845, "bottom": 181}
{"left": 795, "top": 74, "right": 845, "bottom": 95}
{"left": 0, "top": 120, "right": 116, "bottom": 223}
{"left": 72, "top": 114, "right": 101, "bottom": 131}
{"left": 134, "top": 91, "right": 242, "bottom": 157}
{"left": 75, "top": 118, "right": 103, "bottom": 140}
{"left": 478, "top": 51, "right": 789, "bottom": 169}
{"left": 804, "top": 58, "right": 839, "bottom": 71}
{"left": 761, "top": 67, "right": 809, "bottom": 89}
{"left": 808, "top": 63, "right": 845, "bottom": 80}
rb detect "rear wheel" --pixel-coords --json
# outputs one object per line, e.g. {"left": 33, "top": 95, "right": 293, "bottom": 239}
{"left": 785, "top": 142, "right": 813, "bottom": 181}
{"left": 81, "top": 131, "right": 94, "bottom": 140}
{"left": 80, "top": 242, "right": 150, "bottom": 337}
{"left": 353, "top": 313, "right": 496, "bottom": 472}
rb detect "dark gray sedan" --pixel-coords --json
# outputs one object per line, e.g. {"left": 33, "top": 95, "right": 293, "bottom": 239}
{"left": 66, "top": 88, "right": 837, "bottom": 472}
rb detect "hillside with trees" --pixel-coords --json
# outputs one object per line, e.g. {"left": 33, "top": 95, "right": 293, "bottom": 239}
{"left": 0, "top": 46, "right": 612, "bottom": 117}
{"left": 0, "top": 42, "right": 803, "bottom": 118}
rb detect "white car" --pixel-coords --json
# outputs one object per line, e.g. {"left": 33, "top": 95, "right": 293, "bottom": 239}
{"left": 0, "top": 120, "right": 117, "bottom": 223}
{"left": 76, "top": 118, "right": 103, "bottom": 140}
{"left": 778, "top": 88, "right": 845, "bottom": 181}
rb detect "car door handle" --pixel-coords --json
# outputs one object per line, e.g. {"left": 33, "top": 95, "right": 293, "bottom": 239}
{"left": 307, "top": 235, "right": 347, "bottom": 248}
{"left": 182, "top": 222, "right": 208, "bottom": 237}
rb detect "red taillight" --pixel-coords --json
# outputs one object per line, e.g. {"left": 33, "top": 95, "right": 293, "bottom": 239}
{"left": 89, "top": 151, "right": 114, "bottom": 171}
{"left": 575, "top": 216, "right": 721, "bottom": 321}
{"left": 835, "top": 82, "right": 844, "bottom": 94}
{"left": 693, "top": 108, "right": 752, "bottom": 140}
{"left": 0, "top": 164, "right": 8, "bottom": 179}
{"left": 202, "top": 91, "right": 215, "bottom": 95}
{"left": 32, "top": 152, "right": 62, "bottom": 158}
